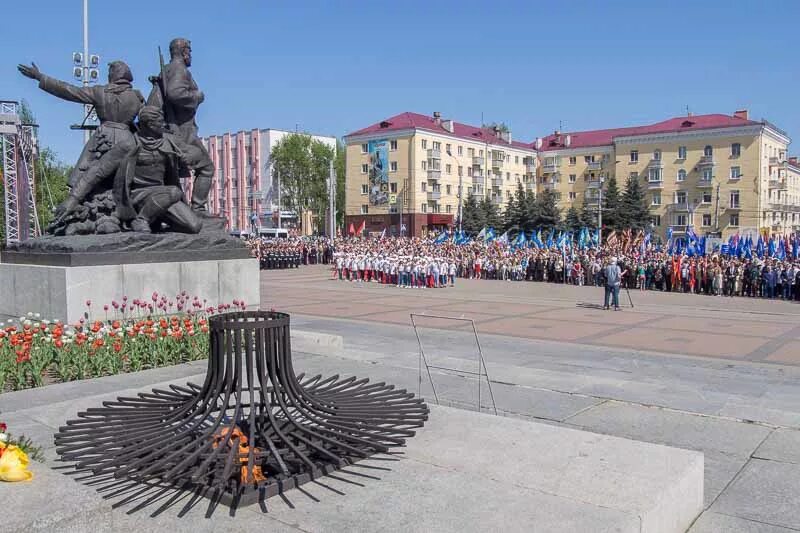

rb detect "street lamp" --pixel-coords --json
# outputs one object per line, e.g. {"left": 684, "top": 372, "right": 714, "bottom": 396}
{"left": 446, "top": 149, "right": 463, "bottom": 233}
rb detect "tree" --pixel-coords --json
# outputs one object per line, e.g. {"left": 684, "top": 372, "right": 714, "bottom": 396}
{"left": 270, "top": 133, "right": 335, "bottom": 234}
{"left": 579, "top": 200, "right": 597, "bottom": 230}
{"left": 563, "top": 205, "right": 582, "bottom": 232}
{"left": 483, "top": 121, "right": 510, "bottom": 133}
{"left": 461, "top": 193, "right": 483, "bottom": 234}
{"left": 621, "top": 174, "right": 650, "bottom": 231}
{"left": 534, "top": 189, "right": 561, "bottom": 231}
{"left": 503, "top": 182, "right": 526, "bottom": 232}
{"left": 479, "top": 196, "right": 502, "bottom": 230}
{"left": 602, "top": 176, "right": 622, "bottom": 231}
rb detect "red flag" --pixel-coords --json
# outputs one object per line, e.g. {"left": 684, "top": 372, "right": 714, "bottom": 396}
{"left": 348, "top": 223, "right": 355, "bottom": 235}
{"left": 357, "top": 220, "right": 366, "bottom": 235}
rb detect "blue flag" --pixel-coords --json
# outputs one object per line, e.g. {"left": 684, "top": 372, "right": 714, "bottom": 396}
{"left": 486, "top": 227, "right": 496, "bottom": 242}
{"left": 434, "top": 231, "right": 448, "bottom": 244}
{"left": 756, "top": 235, "right": 765, "bottom": 258}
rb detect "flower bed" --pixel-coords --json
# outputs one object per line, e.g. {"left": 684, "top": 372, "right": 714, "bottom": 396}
{"left": 0, "top": 292, "right": 246, "bottom": 392}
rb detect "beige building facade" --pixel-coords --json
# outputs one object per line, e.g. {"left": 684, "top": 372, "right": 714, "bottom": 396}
{"left": 344, "top": 112, "right": 537, "bottom": 236}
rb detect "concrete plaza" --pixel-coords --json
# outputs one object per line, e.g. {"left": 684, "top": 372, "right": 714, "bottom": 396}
{"left": 262, "top": 265, "right": 800, "bottom": 532}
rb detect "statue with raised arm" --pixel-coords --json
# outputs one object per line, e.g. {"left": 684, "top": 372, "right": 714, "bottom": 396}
{"left": 147, "top": 38, "right": 212, "bottom": 212}
{"left": 17, "top": 60, "right": 144, "bottom": 189}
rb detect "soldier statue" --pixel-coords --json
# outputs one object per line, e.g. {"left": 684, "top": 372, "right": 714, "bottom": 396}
{"left": 17, "top": 60, "right": 144, "bottom": 189}
{"left": 147, "top": 37, "right": 212, "bottom": 212}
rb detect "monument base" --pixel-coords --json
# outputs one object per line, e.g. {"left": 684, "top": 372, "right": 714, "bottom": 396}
{"left": 0, "top": 257, "right": 259, "bottom": 323}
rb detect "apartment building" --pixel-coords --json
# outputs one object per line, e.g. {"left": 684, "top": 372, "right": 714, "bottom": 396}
{"left": 343, "top": 112, "right": 538, "bottom": 236}
{"left": 200, "top": 128, "right": 336, "bottom": 232}
{"left": 536, "top": 110, "right": 798, "bottom": 240}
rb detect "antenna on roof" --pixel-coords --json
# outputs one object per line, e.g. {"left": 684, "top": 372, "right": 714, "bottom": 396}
{"left": 685, "top": 104, "right": 690, "bottom": 116}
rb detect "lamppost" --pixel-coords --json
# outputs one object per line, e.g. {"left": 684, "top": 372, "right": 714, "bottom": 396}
{"left": 446, "top": 149, "right": 462, "bottom": 232}
{"left": 70, "top": 0, "right": 99, "bottom": 144}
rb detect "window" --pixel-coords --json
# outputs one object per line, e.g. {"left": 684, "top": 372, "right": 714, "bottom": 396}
{"left": 390, "top": 140, "right": 398, "bottom": 151}
{"left": 731, "top": 143, "right": 741, "bottom": 157}
{"left": 675, "top": 214, "right": 688, "bottom": 226}
{"left": 702, "top": 191, "right": 712, "bottom": 203}
{"left": 704, "top": 145, "right": 713, "bottom": 157}
{"left": 569, "top": 191, "right": 577, "bottom": 200}
{"left": 445, "top": 143, "right": 451, "bottom": 154}
{"left": 421, "top": 160, "right": 427, "bottom": 170}
{"left": 446, "top": 164, "right": 452, "bottom": 174}
{"left": 569, "top": 156, "right": 576, "bottom": 165}
{"left": 702, "top": 168, "right": 713, "bottom": 181}
{"left": 515, "top": 156, "right": 519, "bottom": 164}
{"left": 458, "top": 166, "right": 463, "bottom": 176}
{"left": 730, "top": 166, "right": 741, "bottom": 179}
{"left": 446, "top": 205, "right": 452, "bottom": 214}
{"left": 677, "top": 169, "right": 686, "bottom": 181}
{"left": 584, "top": 155, "right": 593, "bottom": 163}
{"left": 432, "top": 141, "right": 441, "bottom": 150}
{"left": 569, "top": 174, "right": 577, "bottom": 183}
{"left": 390, "top": 161, "right": 398, "bottom": 172}
{"left": 653, "top": 149, "right": 662, "bottom": 161}
{"left": 702, "top": 214, "right": 712, "bottom": 226}
{"left": 506, "top": 190, "right": 512, "bottom": 199}
{"left": 361, "top": 184, "right": 368, "bottom": 194}
{"left": 446, "top": 185, "right": 452, "bottom": 195}
{"left": 630, "top": 172, "right": 639, "bottom": 180}
{"left": 421, "top": 139, "right": 427, "bottom": 149}
{"left": 361, "top": 143, "right": 368, "bottom": 154}
{"left": 730, "top": 190, "right": 740, "bottom": 208}
{"left": 678, "top": 146, "right": 687, "bottom": 160}
{"left": 651, "top": 215, "right": 661, "bottom": 227}
{"left": 467, "top": 147, "right": 474, "bottom": 157}
{"left": 458, "top": 145, "right": 463, "bottom": 156}
{"left": 651, "top": 192, "right": 661, "bottom": 206}
{"left": 421, "top": 182, "right": 427, "bottom": 192}
{"left": 390, "top": 182, "right": 397, "bottom": 193}
{"left": 506, "top": 172, "right": 511, "bottom": 180}
{"left": 675, "top": 191, "right": 687, "bottom": 204}
{"left": 361, "top": 163, "right": 368, "bottom": 174}
{"left": 648, "top": 167, "right": 662, "bottom": 182}
{"left": 630, "top": 150, "right": 639, "bottom": 162}
{"left": 360, "top": 205, "right": 368, "bottom": 214}
{"left": 730, "top": 213, "right": 739, "bottom": 226}
{"left": 421, "top": 203, "right": 427, "bottom": 213}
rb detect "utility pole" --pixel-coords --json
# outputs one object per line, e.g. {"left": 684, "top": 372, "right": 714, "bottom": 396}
{"left": 328, "top": 160, "right": 335, "bottom": 237}
{"left": 82, "top": 0, "right": 89, "bottom": 144}
{"left": 597, "top": 179, "right": 604, "bottom": 244}
{"left": 276, "top": 168, "right": 281, "bottom": 230}
{"left": 714, "top": 182, "right": 721, "bottom": 234}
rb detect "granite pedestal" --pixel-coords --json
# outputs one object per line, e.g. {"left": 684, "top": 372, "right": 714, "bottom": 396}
{"left": 0, "top": 255, "right": 259, "bottom": 323}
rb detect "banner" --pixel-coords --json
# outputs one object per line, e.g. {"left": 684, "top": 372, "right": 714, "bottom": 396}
{"left": 368, "top": 139, "right": 390, "bottom": 205}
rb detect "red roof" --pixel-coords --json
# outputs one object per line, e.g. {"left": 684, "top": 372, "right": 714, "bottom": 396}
{"left": 536, "top": 113, "right": 761, "bottom": 151}
{"left": 345, "top": 112, "right": 533, "bottom": 150}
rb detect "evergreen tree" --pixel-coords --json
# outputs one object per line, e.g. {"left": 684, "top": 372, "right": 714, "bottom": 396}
{"left": 621, "top": 174, "right": 651, "bottom": 230}
{"left": 520, "top": 191, "right": 538, "bottom": 232}
{"left": 602, "top": 176, "right": 622, "bottom": 231}
{"left": 579, "top": 200, "right": 597, "bottom": 230}
{"left": 535, "top": 189, "right": 561, "bottom": 231}
{"left": 563, "top": 205, "right": 582, "bottom": 232}
{"left": 503, "top": 182, "right": 526, "bottom": 232}
{"left": 479, "top": 196, "right": 503, "bottom": 230}
{"left": 461, "top": 194, "right": 483, "bottom": 234}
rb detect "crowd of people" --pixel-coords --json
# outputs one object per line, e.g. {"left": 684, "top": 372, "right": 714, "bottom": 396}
{"left": 328, "top": 237, "right": 800, "bottom": 301}
{"left": 245, "top": 237, "right": 334, "bottom": 270}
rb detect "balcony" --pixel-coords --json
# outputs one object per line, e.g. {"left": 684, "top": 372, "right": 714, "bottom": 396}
{"left": 698, "top": 155, "right": 715, "bottom": 167}
{"left": 542, "top": 163, "right": 558, "bottom": 173}
{"left": 541, "top": 181, "right": 559, "bottom": 190}
{"left": 491, "top": 158, "right": 504, "bottom": 169}
{"left": 471, "top": 174, "right": 484, "bottom": 185}
{"left": 586, "top": 161, "right": 603, "bottom": 171}
{"left": 427, "top": 190, "right": 442, "bottom": 201}
{"left": 670, "top": 225, "right": 688, "bottom": 234}
{"left": 491, "top": 177, "right": 504, "bottom": 188}
{"left": 668, "top": 202, "right": 689, "bottom": 211}
{"left": 525, "top": 181, "right": 536, "bottom": 192}
{"left": 427, "top": 170, "right": 441, "bottom": 181}
{"left": 769, "top": 156, "right": 786, "bottom": 166}
{"left": 696, "top": 179, "right": 714, "bottom": 188}
{"left": 769, "top": 202, "right": 786, "bottom": 211}
{"left": 525, "top": 162, "right": 536, "bottom": 173}
{"left": 647, "top": 180, "right": 664, "bottom": 189}
{"left": 585, "top": 179, "right": 602, "bottom": 189}
{"left": 427, "top": 148, "right": 441, "bottom": 160}
{"left": 470, "top": 186, "right": 484, "bottom": 197}
{"left": 769, "top": 179, "right": 787, "bottom": 190}
{"left": 648, "top": 158, "right": 664, "bottom": 168}
{"left": 490, "top": 195, "right": 504, "bottom": 206}
{"left": 472, "top": 156, "right": 484, "bottom": 166}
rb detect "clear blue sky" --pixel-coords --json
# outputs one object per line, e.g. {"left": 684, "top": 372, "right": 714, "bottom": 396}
{"left": 3, "top": 0, "right": 799, "bottom": 163}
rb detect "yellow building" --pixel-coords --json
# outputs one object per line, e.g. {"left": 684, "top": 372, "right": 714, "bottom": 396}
{"left": 343, "top": 112, "right": 537, "bottom": 236}
{"left": 536, "top": 110, "right": 798, "bottom": 240}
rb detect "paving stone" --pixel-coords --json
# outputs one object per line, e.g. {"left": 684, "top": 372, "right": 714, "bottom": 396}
{"left": 711, "top": 459, "right": 800, "bottom": 530}
{"left": 690, "top": 511, "right": 795, "bottom": 532}
{"left": 754, "top": 429, "right": 800, "bottom": 465}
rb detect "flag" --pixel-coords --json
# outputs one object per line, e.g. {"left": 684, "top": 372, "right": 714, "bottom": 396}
{"left": 593, "top": 228, "right": 600, "bottom": 247}
{"left": 486, "top": 227, "right": 496, "bottom": 242}
{"left": 546, "top": 229, "right": 554, "bottom": 248}
{"left": 776, "top": 237, "right": 786, "bottom": 260}
{"left": 744, "top": 235, "right": 753, "bottom": 259}
{"left": 434, "top": 231, "right": 448, "bottom": 244}
{"left": 348, "top": 222, "right": 355, "bottom": 235}
{"left": 514, "top": 230, "right": 527, "bottom": 248}
{"left": 379, "top": 228, "right": 386, "bottom": 239}
{"left": 536, "top": 229, "right": 544, "bottom": 248}
{"left": 357, "top": 220, "right": 366, "bottom": 235}
{"left": 606, "top": 231, "right": 618, "bottom": 248}
{"left": 476, "top": 227, "right": 486, "bottom": 241}
{"left": 497, "top": 231, "right": 510, "bottom": 245}
{"left": 793, "top": 235, "right": 800, "bottom": 259}
{"left": 768, "top": 236, "right": 776, "bottom": 258}
{"left": 756, "top": 235, "right": 765, "bottom": 258}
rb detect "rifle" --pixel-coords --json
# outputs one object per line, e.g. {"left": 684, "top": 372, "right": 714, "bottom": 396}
{"left": 147, "top": 46, "right": 175, "bottom": 131}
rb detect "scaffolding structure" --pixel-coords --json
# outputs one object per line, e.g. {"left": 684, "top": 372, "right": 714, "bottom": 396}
{"left": 1, "top": 100, "right": 40, "bottom": 245}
